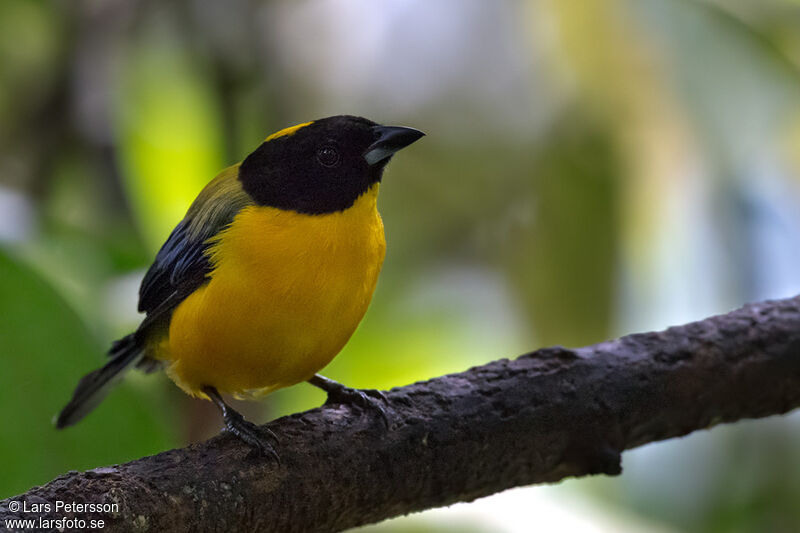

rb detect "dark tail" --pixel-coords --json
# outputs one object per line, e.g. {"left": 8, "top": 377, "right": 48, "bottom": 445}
{"left": 54, "top": 333, "right": 143, "bottom": 429}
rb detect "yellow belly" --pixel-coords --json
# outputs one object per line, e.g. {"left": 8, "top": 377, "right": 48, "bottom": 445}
{"left": 160, "top": 184, "right": 385, "bottom": 398}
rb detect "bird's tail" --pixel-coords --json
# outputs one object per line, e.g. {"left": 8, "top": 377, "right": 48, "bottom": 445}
{"left": 54, "top": 333, "right": 143, "bottom": 429}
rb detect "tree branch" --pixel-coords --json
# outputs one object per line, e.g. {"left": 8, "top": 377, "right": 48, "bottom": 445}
{"left": 3, "top": 296, "right": 800, "bottom": 532}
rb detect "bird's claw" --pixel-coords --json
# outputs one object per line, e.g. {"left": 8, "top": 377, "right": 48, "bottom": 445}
{"left": 223, "top": 411, "right": 280, "bottom": 462}
{"left": 325, "top": 385, "right": 390, "bottom": 428}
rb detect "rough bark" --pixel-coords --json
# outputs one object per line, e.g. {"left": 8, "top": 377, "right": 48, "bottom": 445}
{"left": 2, "top": 296, "right": 800, "bottom": 532}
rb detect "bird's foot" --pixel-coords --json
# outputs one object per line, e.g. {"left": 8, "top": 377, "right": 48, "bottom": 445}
{"left": 323, "top": 383, "right": 390, "bottom": 428}
{"left": 203, "top": 385, "right": 280, "bottom": 460}
{"left": 223, "top": 410, "right": 280, "bottom": 462}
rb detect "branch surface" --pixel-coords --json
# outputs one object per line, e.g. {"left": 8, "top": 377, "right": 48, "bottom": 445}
{"left": 2, "top": 296, "right": 800, "bottom": 532}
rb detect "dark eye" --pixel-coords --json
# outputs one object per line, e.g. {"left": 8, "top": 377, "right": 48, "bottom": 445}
{"left": 316, "top": 145, "right": 340, "bottom": 167}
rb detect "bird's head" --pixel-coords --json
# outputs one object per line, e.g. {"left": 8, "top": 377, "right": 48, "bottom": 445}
{"left": 238, "top": 115, "right": 424, "bottom": 214}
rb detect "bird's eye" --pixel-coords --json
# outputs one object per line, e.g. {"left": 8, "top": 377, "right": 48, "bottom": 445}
{"left": 316, "top": 146, "right": 340, "bottom": 167}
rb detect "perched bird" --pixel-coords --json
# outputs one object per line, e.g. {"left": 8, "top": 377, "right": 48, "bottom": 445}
{"left": 55, "top": 115, "right": 424, "bottom": 456}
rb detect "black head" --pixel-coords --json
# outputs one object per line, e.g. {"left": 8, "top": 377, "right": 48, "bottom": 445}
{"left": 238, "top": 115, "right": 424, "bottom": 214}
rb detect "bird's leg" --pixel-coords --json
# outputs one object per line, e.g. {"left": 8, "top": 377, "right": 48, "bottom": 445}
{"left": 202, "top": 385, "right": 279, "bottom": 461}
{"left": 307, "top": 374, "right": 390, "bottom": 427}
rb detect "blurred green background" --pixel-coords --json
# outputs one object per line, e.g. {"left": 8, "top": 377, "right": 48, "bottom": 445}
{"left": 1, "top": 0, "right": 800, "bottom": 531}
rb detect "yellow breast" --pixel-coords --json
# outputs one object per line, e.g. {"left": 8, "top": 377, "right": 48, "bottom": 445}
{"left": 163, "top": 184, "right": 386, "bottom": 398}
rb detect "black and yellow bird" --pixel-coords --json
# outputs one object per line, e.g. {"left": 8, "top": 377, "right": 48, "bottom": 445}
{"left": 55, "top": 115, "right": 424, "bottom": 455}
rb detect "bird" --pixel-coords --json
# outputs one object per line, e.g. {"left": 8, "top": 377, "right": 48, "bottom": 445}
{"left": 55, "top": 115, "right": 424, "bottom": 457}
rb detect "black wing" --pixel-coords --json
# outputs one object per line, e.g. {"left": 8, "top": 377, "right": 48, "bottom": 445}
{"left": 61, "top": 211, "right": 228, "bottom": 420}
{"left": 65, "top": 166, "right": 252, "bottom": 423}
{"left": 133, "top": 165, "right": 253, "bottom": 335}
{"left": 135, "top": 219, "right": 212, "bottom": 329}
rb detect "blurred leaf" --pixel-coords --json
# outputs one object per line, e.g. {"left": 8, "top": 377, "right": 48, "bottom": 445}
{"left": 634, "top": 0, "right": 800, "bottom": 164}
{"left": 0, "top": 0, "right": 62, "bottom": 137}
{"left": 0, "top": 248, "right": 175, "bottom": 498}
{"left": 502, "top": 113, "right": 619, "bottom": 347}
{"left": 114, "top": 17, "right": 224, "bottom": 250}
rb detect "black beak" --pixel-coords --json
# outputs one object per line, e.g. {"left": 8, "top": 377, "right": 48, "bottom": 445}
{"left": 364, "top": 125, "right": 425, "bottom": 165}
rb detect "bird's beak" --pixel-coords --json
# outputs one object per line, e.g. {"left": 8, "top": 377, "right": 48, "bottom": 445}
{"left": 364, "top": 125, "right": 425, "bottom": 165}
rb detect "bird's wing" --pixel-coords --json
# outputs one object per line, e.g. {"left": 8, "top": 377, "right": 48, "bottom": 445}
{"left": 136, "top": 164, "right": 254, "bottom": 332}
{"left": 64, "top": 166, "right": 252, "bottom": 421}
